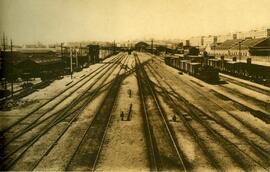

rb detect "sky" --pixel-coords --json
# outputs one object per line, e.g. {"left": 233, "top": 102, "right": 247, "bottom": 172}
{"left": 0, "top": 0, "right": 270, "bottom": 44}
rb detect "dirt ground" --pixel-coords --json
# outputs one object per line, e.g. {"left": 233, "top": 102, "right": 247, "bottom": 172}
{"left": 96, "top": 55, "right": 149, "bottom": 171}
{"left": 2, "top": 52, "right": 270, "bottom": 171}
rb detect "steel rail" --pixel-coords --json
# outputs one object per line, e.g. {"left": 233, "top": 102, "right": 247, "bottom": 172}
{"left": 145, "top": 64, "right": 224, "bottom": 171}
{"left": 2, "top": 54, "right": 124, "bottom": 147}
{"left": 135, "top": 54, "right": 187, "bottom": 172}
{"left": 91, "top": 56, "right": 129, "bottom": 171}
{"left": 30, "top": 56, "right": 127, "bottom": 171}
{"left": 65, "top": 55, "right": 129, "bottom": 171}
{"left": 220, "top": 74, "right": 270, "bottom": 96}
{"left": 148, "top": 58, "right": 270, "bottom": 171}
{"left": 134, "top": 55, "right": 158, "bottom": 171}
{"left": 1, "top": 54, "right": 124, "bottom": 149}
{"left": 0, "top": 55, "right": 126, "bottom": 170}
{"left": 151, "top": 57, "right": 270, "bottom": 145}
{"left": 1, "top": 53, "right": 122, "bottom": 134}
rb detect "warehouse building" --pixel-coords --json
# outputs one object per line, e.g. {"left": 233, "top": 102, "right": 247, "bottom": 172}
{"left": 206, "top": 37, "right": 270, "bottom": 63}
{"left": 134, "top": 42, "right": 149, "bottom": 51}
{"left": 187, "top": 27, "right": 269, "bottom": 49}
{"left": 205, "top": 39, "right": 243, "bottom": 56}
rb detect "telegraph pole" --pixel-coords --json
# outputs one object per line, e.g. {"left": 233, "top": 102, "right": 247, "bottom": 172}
{"left": 10, "top": 39, "right": 14, "bottom": 97}
{"left": 113, "top": 40, "right": 116, "bottom": 54}
{"left": 151, "top": 39, "right": 153, "bottom": 54}
{"left": 75, "top": 49, "right": 78, "bottom": 68}
{"left": 238, "top": 41, "right": 241, "bottom": 61}
{"left": 3, "top": 33, "right": 7, "bottom": 90}
{"left": 70, "top": 48, "right": 73, "bottom": 79}
{"left": 3, "top": 33, "right": 6, "bottom": 51}
{"left": 213, "top": 43, "right": 216, "bottom": 57}
{"left": 80, "top": 43, "right": 82, "bottom": 56}
{"left": 60, "top": 43, "right": 64, "bottom": 59}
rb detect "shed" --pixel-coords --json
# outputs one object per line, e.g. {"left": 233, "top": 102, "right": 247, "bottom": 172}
{"left": 135, "top": 42, "right": 149, "bottom": 51}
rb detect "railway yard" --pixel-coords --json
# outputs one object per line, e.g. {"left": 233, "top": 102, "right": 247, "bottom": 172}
{"left": 0, "top": 51, "right": 269, "bottom": 171}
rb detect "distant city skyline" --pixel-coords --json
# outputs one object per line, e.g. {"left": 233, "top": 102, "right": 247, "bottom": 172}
{"left": 1, "top": 0, "right": 270, "bottom": 44}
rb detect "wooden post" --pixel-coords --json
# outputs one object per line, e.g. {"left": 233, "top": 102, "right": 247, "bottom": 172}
{"left": 3, "top": 33, "right": 6, "bottom": 51}
{"left": 70, "top": 48, "right": 73, "bottom": 79}
{"left": 151, "top": 39, "right": 153, "bottom": 54}
{"left": 60, "top": 43, "right": 63, "bottom": 59}
{"left": 11, "top": 39, "right": 14, "bottom": 97}
{"left": 80, "top": 43, "right": 82, "bottom": 56}
{"left": 3, "top": 33, "right": 7, "bottom": 90}
{"left": 76, "top": 49, "right": 78, "bottom": 68}
{"left": 239, "top": 41, "right": 242, "bottom": 61}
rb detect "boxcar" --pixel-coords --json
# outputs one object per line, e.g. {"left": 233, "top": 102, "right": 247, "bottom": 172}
{"left": 187, "top": 62, "right": 201, "bottom": 75}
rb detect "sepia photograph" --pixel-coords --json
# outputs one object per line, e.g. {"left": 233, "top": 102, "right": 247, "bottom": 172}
{"left": 0, "top": 0, "right": 270, "bottom": 171}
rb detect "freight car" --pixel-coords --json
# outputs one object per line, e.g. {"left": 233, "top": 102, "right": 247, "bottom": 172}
{"left": 208, "top": 57, "right": 270, "bottom": 84}
{"left": 165, "top": 56, "right": 219, "bottom": 83}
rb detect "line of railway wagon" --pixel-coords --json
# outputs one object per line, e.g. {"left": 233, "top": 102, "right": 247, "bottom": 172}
{"left": 208, "top": 57, "right": 270, "bottom": 84}
{"left": 164, "top": 54, "right": 270, "bottom": 84}
{"left": 164, "top": 55, "right": 220, "bottom": 83}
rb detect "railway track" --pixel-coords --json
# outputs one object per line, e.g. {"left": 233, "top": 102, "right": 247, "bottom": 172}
{"left": 146, "top": 63, "right": 268, "bottom": 171}
{"left": 0, "top": 54, "right": 127, "bottom": 170}
{"left": 155, "top": 55, "right": 270, "bottom": 121}
{"left": 145, "top": 64, "right": 224, "bottom": 171}
{"left": 0, "top": 80, "right": 52, "bottom": 107}
{"left": 153, "top": 55, "right": 270, "bottom": 135}
{"left": 217, "top": 84, "right": 269, "bottom": 111}
{"left": 153, "top": 52, "right": 270, "bottom": 94}
{"left": 64, "top": 54, "right": 129, "bottom": 171}
{"left": 187, "top": 76, "right": 270, "bottom": 124}
{"left": 1, "top": 53, "right": 122, "bottom": 134}
{"left": 145, "top": 55, "right": 270, "bottom": 171}
{"left": 150, "top": 54, "right": 270, "bottom": 144}
{"left": 1, "top": 55, "right": 125, "bottom": 170}
{"left": 220, "top": 74, "right": 270, "bottom": 96}
{"left": 134, "top": 53, "right": 187, "bottom": 171}
{"left": 153, "top": 53, "right": 270, "bottom": 103}
{"left": 1, "top": 54, "right": 123, "bottom": 137}
{"left": 1, "top": 54, "right": 124, "bottom": 148}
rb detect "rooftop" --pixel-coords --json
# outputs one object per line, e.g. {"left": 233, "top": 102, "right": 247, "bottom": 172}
{"left": 230, "top": 38, "right": 266, "bottom": 50}
{"left": 214, "top": 39, "right": 243, "bottom": 50}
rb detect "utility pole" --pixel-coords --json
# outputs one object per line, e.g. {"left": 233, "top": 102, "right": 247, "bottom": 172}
{"left": 128, "top": 40, "right": 130, "bottom": 51}
{"left": 80, "top": 43, "right": 82, "bottom": 56}
{"left": 70, "top": 48, "right": 73, "bottom": 79}
{"left": 75, "top": 49, "right": 78, "bottom": 68}
{"left": 113, "top": 40, "right": 116, "bottom": 54}
{"left": 60, "top": 43, "right": 63, "bottom": 59}
{"left": 3, "top": 33, "right": 6, "bottom": 51}
{"left": 238, "top": 41, "right": 241, "bottom": 61}
{"left": 213, "top": 43, "right": 216, "bottom": 57}
{"left": 151, "top": 39, "right": 153, "bottom": 54}
{"left": 3, "top": 33, "right": 7, "bottom": 90}
{"left": 10, "top": 39, "right": 14, "bottom": 97}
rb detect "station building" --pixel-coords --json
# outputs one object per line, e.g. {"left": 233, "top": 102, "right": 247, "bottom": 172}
{"left": 134, "top": 41, "right": 149, "bottom": 51}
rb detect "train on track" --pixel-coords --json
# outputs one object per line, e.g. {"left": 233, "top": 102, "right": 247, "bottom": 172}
{"left": 164, "top": 54, "right": 220, "bottom": 83}
{"left": 207, "top": 57, "right": 270, "bottom": 84}
{"left": 164, "top": 53, "right": 270, "bottom": 84}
